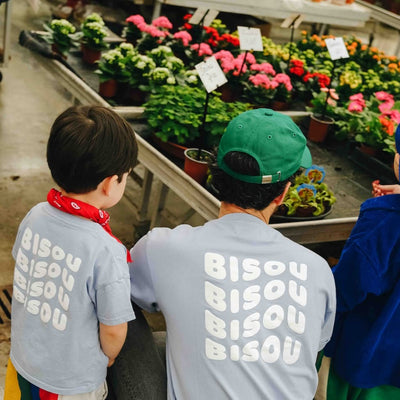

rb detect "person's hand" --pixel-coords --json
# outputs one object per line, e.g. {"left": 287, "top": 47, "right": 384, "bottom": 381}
{"left": 372, "top": 180, "right": 400, "bottom": 196}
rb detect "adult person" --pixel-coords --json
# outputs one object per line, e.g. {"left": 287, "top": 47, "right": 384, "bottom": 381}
{"left": 128, "top": 108, "right": 336, "bottom": 399}
{"left": 317, "top": 125, "right": 400, "bottom": 399}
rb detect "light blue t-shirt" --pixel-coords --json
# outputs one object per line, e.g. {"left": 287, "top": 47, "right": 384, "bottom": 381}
{"left": 11, "top": 202, "right": 135, "bottom": 395}
{"left": 130, "top": 213, "right": 336, "bottom": 400}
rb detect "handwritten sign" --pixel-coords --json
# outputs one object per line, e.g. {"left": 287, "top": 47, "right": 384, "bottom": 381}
{"left": 189, "top": 8, "right": 208, "bottom": 25}
{"left": 204, "top": 10, "right": 219, "bottom": 27}
{"left": 281, "top": 14, "right": 304, "bottom": 29}
{"left": 195, "top": 56, "right": 227, "bottom": 93}
{"left": 237, "top": 26, "right": 263, "bottom": 52}
{"left": 325, "top": 37, "right": 349, "bottom": 60}
{"left": 189, "top": 8, "right": 219, "bottom": 26}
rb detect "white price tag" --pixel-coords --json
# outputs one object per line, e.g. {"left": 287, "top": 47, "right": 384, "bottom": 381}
{"left": 195, "top": 56, "right": 228, "bottom": 93}
{"left": 325, "top": 37, "right": 349, "bottom": 60}
{"left": 237, "top": 26, "right": 263, "bottom": 52}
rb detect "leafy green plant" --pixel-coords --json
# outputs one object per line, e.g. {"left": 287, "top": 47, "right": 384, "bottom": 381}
{"left": 143, "top": 85, "right": 250, "bottom": 147}
{"left": 333, "top": 91, "right": 400, "bottom": 153}
{"left": 94, "top": 44, "right": 132, "bottom": 83}
{"left": 275, "top": 166, "right": 336, "bottom": 217}
{"left": 43, "top": 19, "right": 80, "bottom": 55}
{"left": 81, "top": 13, "right": 109, "bottom": 51}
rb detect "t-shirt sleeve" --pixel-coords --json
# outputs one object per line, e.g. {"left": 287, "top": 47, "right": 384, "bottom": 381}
{"left": 96, "top": 275, "right": 135, "bottom": 325}
{"left": 318, "top": 267, "right": 336, "bottom": 351}
{"left": 324, "top": 240, "right": 380, "bottom": 356}
{"left": 129, "top": 235, "right": 159, "bottom": 313}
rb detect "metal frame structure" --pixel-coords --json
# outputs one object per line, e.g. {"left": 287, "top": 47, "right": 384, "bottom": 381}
{"left": 356, "top": 0, "right": 400, "bottom": 56}
{"left": 152, "top": 0, "right": 371, "bottom": 28}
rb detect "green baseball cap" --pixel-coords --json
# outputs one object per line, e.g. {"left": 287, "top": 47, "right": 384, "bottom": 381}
{"left": 217, "top": 108, "right": 312, "bottom": 184}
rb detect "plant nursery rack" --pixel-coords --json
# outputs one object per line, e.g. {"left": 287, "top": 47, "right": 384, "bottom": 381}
{"left": 37, "top": 56, "right": 360, "bottom": 245}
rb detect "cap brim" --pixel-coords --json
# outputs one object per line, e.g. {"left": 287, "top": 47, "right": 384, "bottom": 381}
{"left": 300, "top": 146, "right": 312, "bottom": 169}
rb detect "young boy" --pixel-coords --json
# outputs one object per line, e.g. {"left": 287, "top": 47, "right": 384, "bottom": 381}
{"left": 316, "top": 125, "right": 400, "bottom": 399}
{"left": 6, "top": 105, "right": 137, "bottom": 399}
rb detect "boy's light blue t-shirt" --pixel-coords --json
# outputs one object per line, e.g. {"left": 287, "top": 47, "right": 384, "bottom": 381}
{"left": 11, "top": 202, "right": 135, "bottom": 395}
{"left": 130, "top": 213, "right": 336, "bottom": 400}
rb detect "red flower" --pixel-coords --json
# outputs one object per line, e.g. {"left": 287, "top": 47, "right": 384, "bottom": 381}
{"left": 290, "top": 66, "right": 305, "bottom": 76}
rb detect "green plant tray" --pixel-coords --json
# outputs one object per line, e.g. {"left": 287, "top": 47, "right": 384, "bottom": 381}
{"left": 270, "top": 207, "right": 333, "bottom": 222}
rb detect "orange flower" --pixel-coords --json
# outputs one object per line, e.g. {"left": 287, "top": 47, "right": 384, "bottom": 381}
{"left": 379, "top": 115, "right": 395, "bottom": 136}
{"left": 361, "top": 44, "right": 367, "bottom": 51}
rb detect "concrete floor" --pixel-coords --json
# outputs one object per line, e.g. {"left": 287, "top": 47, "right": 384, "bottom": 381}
{"left": 1, "top": 0, "right": 400, "bottom": 396}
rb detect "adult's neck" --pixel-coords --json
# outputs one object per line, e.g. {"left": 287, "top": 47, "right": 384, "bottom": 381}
{"left": 218, "top": 202, "right": 276, "bottom": 225}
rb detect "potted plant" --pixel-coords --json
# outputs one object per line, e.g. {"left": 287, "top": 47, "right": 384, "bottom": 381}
{"left": 143, "top": 85, "right": 250, "bottom": 159}
{"left": 80, "top": 13, "right": 109, "bottom": 65}
{"left": 124, "top": 52, "right": 156, "bottom": 104}
{"left": 183, "top": 148, "right": 215, "bottom": 184}
{"left": 42, "top": 18, "right": 80, "bottom": 57}
{"left": 274, "top": 165, "right": 336, "bottom": 219}
{"left": 94, "top": 45, "right": 131, "bottom": 98}
{"left": 334, "top": 91, "right": 400, "bottom": 156}
{"left": 214, "top": 50, "right": 256, "bottom": 102}
{"left": 306, "top": 87, "right": 338, "bottom": 143}
{"left": 270, "top": 72, "right": 293, "bottom": 110}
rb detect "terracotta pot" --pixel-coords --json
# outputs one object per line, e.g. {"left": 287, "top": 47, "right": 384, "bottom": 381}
{"left": 127, "top": 87, "right": 148, "bottom": 105}
{"left": 99, "top": 79, "right": 117, "bottom": 98}
{"left": 81, "top": 44, "right": 101, "bottom": 65}
{"left": 346, "top": 0, "right": 355, "bottom": 3}
{"left": 184, "top": 148, "right": 214, "bottom": 185}
{"left": 218, "top": 84, "right": 242, "bottom": 103}
{"left": 359, "top": 143, "right": 377, "bottom": 157}
{"left": 307, "top": 114, "right": 334, "bottom": 143}
{"left": 151, "top": 134, "right": 187, "bottom": 160}
{"left": 271, "top": 100, "right": 289, "bottom": 111}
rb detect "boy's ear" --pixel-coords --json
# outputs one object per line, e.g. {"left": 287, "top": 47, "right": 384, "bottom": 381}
{"left": 101, "top": 175, "right": 119, "bottom": 196}
{"left": 273, "top": 181, "right": 291, "bottom": 206}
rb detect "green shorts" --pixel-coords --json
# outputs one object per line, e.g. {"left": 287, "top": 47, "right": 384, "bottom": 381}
{"left": 315, "top": 354, "right": 400, "bottom": 400}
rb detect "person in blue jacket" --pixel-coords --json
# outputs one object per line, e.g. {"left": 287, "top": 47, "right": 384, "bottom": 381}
{"left": 317, "top": 125, "right": 400, "bottom": 400}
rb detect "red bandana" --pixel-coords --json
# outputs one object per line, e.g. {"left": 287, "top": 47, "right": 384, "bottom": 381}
{"left": 47, "top": 188, "right": 132, "bottom": 262}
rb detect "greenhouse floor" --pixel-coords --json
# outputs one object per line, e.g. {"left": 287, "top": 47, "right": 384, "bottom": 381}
{"left": 1, "top": 0, "right": 399, "bottom": 396}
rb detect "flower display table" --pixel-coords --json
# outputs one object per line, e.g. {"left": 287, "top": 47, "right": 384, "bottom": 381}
{"left": 30, "top": 52, "right": 372, "bottom": 244}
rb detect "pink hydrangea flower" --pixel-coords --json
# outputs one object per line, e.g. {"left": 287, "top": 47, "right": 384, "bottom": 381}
{"left": 143, "top": 25, "right": 168, "bottom": 37}
{"left": 250, "top": 62, "right": 276, "bottom": 76}
{"left": 249, "top": 74, "right": 274, "bottom": 89}
{"left": 378, "top": 99, "right": 395, "bottom": 113}
{"left": 273, "top": 73, "right": 293, "bottom": 92}
{"left": 173, "top": 31, "right": 192, "bottom": 46}
{"left": 152, "top": 16, "right": 173, "bottom": 29}
{"left": 126, "top": 14, "right": 145, "bottom": 25}
{"left": 348, "top": 93, "right": 366, "bottom": 110}
{"left": 375, "top": 91, "right": 393, "bottom": 102}
{"left": 348, "top": 101, "right": 364, "bottom": 112}
{"left": 214, "top": 50, "right": 234, "bottom": 61}
{"left": 191, "top": 43, "right": 213, "bottom": 56}
{"left": 237, "top": 52, "right": 256, "bottom": 65}
{"left": 384, "top": 109, "right": 400, "bottom": 123}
